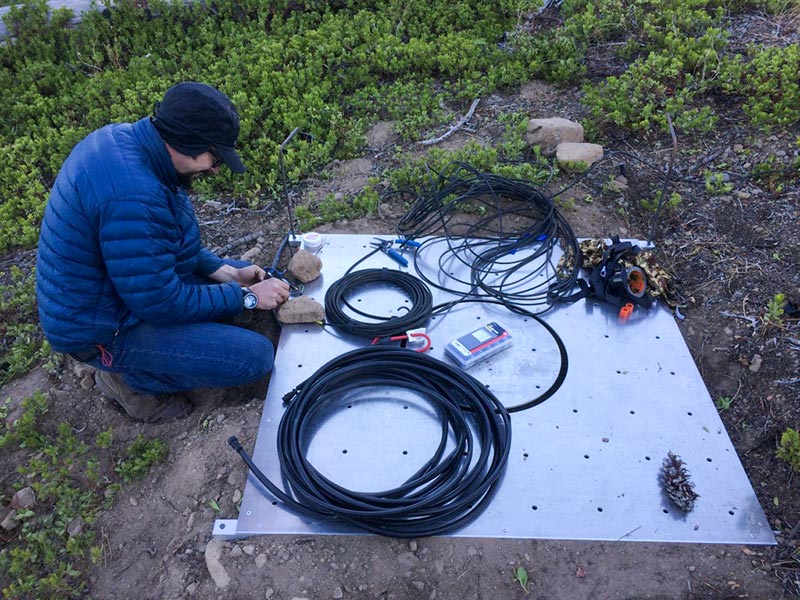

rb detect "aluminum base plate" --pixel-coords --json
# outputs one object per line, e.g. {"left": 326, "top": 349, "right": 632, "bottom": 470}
{"left": 226, "top": 234, "right": 774, "bottom": 544}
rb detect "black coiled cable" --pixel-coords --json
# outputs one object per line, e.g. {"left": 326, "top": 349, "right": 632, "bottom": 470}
{"left": 394, "top": 162, "right": 581, "bottom": 313}
{"left": 229, "top": 346, "right": 512, "bottom": 538}
{"left": 324, "top": 268, "right": 433, "bottom": 338}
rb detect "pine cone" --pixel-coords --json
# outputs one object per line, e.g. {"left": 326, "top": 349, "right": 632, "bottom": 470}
{"left": 661, "top": 451, "right": 699, "bottom": 512}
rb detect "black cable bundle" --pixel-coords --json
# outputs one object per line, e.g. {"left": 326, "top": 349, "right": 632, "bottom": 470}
{"left": 395, "top": 162, "right": 580, "bottom": 314}
{"left": 229, "top": 346, "right": 512, "bottom": 538}
{"left": 324, "top": 268, "right": 433, "bottom": 338}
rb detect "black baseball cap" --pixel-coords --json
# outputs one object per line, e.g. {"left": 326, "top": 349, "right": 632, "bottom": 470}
{"left": 152, "top": 82, "right": 246, "bottom": 174}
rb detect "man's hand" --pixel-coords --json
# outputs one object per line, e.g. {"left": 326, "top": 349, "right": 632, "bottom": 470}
{"left": 209, "top": 264, "right": 266, "bottom": 285}
{"left": 249, "top": 278, "right": 291, "bottom": 310}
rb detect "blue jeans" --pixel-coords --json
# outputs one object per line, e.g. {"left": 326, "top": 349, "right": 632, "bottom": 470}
{"left": 84, "top": 261, "right": 275, "bottom": 394}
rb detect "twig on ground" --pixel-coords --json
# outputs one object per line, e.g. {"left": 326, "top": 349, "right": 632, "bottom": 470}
{"left": 720, "top": 310, "right": 758, "bottom": 330}
{"left": 212, "top": 232, "right": 262, "bottom": 257}
{"left": 776, "top": 378, "right": 800, "bottom": 385}
{"left": 418, "top": 99, "right": 480, "bottom": 146}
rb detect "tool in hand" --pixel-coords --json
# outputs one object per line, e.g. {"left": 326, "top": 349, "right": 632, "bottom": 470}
{"left": 263, "top": 267, "right": 304, "bottom": 296}
{"left": 370, "top": 238, "right": 408, "bottom": 267}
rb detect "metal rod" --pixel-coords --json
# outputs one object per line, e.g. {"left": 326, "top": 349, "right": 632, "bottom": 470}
{"left": 278, "top": 127, "right": 301, "bottom": 238}
{"left": 647, "top": 113, "right": 678, "bottom": 246}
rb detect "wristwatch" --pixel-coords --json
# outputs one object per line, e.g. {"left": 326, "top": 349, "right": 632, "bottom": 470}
{"left": 241, "top": 287, "right": 259, "bottom": 310}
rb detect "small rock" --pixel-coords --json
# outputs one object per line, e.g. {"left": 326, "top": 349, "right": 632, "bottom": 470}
{"left": 606, "top": 175, "right": 629, "bottom": 193}
{"left": 556, "top": 142, "right": 604, "bottom": 172}
{"left": 409, "top": 539, "right": 418, "bottom": 552}
{"left": 688, "top": 565, "right": 696, "bottom": 572}
{"left": 526, "top": 117, "right": 584, "bottom": 156}
{"left": 733, "top": 144, "right": 744, "bottom": 153}
{"left": 243, "top": 544, "right": 255, "bottom": 555}
{"left": 749, "top": 354, "right": 763, "bottom": 373}
{"left": 1, "top": 509, "right": 18, "bottom": 531}
{"left": 241, "top": 246, "right": 262, "bottom": 263}
{"left": 255, "top": 553, "right": 267, "bottom": 568}
{"left": 232, "top": 489, "right": 242, "bottom": 504}
{"left": 11, "top": 487, "right": 36, "bottom": 510}
{"left": 467, "top": 546, "right": 478, "bottom": 556}
{"left": 287, "top": 250, "right": 323, "bottom": 283}
{"left": 187, "top": 512, "right": 196, "bottom": 532}
{"left": 217, "top": 413, "right": 226, "bottom": 424}
{"left": 186, "top": 582, "right": 198, "bottom": 595}
{"left": 129, "top": 497, "right": 138, "bottom": 507}
{"left": 230, "top": 545, "right": 244, "bottom": 557}
{"left": 265, "top": 588, "right": 274, "bottom": 599}
{"left": 67, "top": 516, "right": 84, "bottom": 537}
{"left": 80, "top": 375, "right": 96, "bottom": 390}
{"left": 277, "top": 296, "right": 325, "bottom": 324}
{"left": 734, "top": 191, "right": 751, "bottom": 200}
{"left": 411, "top": 581, "right": 425, "bottom": 591}
{"left": 332, "top": 587, "right": 344, "bottom": 599}
{"left": 205, "top": 539, "right": 231, "bottom": 589}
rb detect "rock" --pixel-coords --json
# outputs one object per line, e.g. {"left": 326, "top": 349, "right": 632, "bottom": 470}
{"left": 409, "top": 539, "right": 418, "bottom": 552}
{"left": 80, "top": 375, "right": 95, "bottom": 390}
{"left": 186, "top": 582, "right": 198, "bottom": 595}
{"left": 265, "top": 588, "right": 274, "bottom": 599}
{"left": 733, "top": 144, "right": 744, "bottom": 153}
{"left": 734, "top": 191, "right": 751, "bottom": 200}
{"left": 216, "top": 413, "right": 226, "bottom": 424}
{"left": 1, "top": 509, "right": 18, "bottom": 531}
{"left": 277, "top": 296, "right": 325, "bottom": 324}
{"left": 11, "top": 486, "right": 35, "bottom": 510}
{"left": 332, "top": 586, "right": 344, "bottom": 599}
{"left": 749, "top": 354, "right": 763, "bottom": 373}
{"left": 243, "top": 544, "right": 255, "bottom": 555}
{"left": 67, "top": 515, "right": 84, "bottom": 537}
{"left": 72, "top": 362, "right": 96, "bottom": 378}
{"left": 230, "top": 545, "right": 244, "bottom": 557}
{"left": 287, "top": 250, "right": 323, "bottom": 283}
{"left": 556, "top": 142, "right": 604, "bottom": 172}
{"left": 607, "top": 175, "right": 629, "bottom": 193}
{"left": 205, "top": 539, "right": 231, "bottom": 589}
{"left": 256, "top": 553, "right": 268, "bottom": 568}
{"left": 526, "top": 117, "right": 584, "bottom": 156}
{"left": 232, "top": 489, "right": 242, "bottom": 504}
{"left": 241, "top": 246, "right": 262, "bottom": 263}
{"left": 187, "top": 511, "right": 196, "bottom": 532}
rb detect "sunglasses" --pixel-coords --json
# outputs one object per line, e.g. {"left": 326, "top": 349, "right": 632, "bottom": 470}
{"left": 209, "top": 146, "right": 224, "bottom": 169}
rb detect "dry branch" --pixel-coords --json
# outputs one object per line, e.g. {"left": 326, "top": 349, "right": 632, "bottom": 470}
{"left": 418, "top": 99, "right": 480, "bottom": 146}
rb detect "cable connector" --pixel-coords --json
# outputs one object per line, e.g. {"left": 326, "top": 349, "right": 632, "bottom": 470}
{"left": 282, "top": 387, "right": 301, "bottom": 404}
{"left": 228, "top": 436, "right": 243, "bottom": 452}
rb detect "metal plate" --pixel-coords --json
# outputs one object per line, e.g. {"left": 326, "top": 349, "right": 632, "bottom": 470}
{"left": 232, "top": 234, "right": 774, "bottom": 544}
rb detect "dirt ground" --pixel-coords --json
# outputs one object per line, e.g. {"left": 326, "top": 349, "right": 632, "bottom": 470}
{"left": 2, "top": 77, "right": 799, "bottom": 599}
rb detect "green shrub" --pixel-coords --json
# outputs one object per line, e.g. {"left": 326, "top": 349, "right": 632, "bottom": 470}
{"left": 1, "top": 392, "right": 169, "bottom": 598}
{"left": 777, "top": 427, "right": 800, "bottom": 471}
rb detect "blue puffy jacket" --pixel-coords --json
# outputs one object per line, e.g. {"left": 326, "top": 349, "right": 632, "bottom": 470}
{"left": 36, "top": 117, "right": 244, "bottom": 354}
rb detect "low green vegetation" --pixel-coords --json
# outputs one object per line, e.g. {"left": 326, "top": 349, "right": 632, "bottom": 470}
{"left": 0, "top": 393, "right": 168, "bottom": 598}
{"left": 777, "top": 427, "right": 800, "bottom": 472}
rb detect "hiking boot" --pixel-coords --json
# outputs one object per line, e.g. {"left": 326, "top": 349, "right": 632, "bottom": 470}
{"left": 95, "top": 370, "right": 193, "bottom": 423}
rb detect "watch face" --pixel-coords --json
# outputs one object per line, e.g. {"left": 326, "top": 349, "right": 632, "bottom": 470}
{"left": 243, "top": 292, "right": 259, "bottom": 309}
